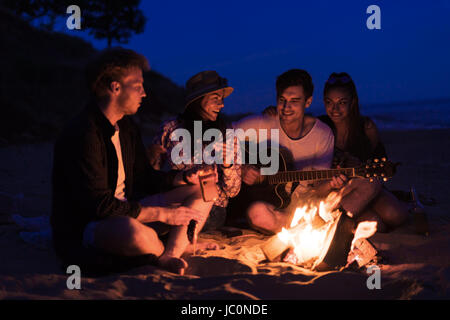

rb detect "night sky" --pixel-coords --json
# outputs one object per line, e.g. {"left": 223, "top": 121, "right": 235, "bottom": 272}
{"left": 65, "top": 0, "right": 450, "bottom": 115}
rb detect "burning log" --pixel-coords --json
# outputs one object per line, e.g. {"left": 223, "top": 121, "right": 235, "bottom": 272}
{"left": 313, "top": 213, "right": 355, "bottom": 271}
{"left": 342, "top": 220, "right": 379, "bottom": 268}
{"left": 347, "top": 238, "right": 378, "bottom": 268}
{"left": 260, "top": 197, "right": 379, "bottom": 271}
{"left": 261, "top": 234, "right": 291, "bottom": 262}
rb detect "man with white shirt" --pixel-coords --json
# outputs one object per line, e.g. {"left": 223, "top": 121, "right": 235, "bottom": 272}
{"left": 51, "top": 48, "right": 215, "bottom": 275}
{"left": 231, "top": 69, "right": 350, "bottom": 234}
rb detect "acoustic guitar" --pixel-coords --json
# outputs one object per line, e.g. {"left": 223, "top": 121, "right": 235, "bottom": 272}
{"left": 247, "top": 150, "right": 399, "bottom": 209}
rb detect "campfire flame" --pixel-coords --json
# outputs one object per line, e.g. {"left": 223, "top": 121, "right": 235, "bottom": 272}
{"left": 351, "top": 221, "right": 377, "bottom": 250}
{"left": 277, "top": 194, "right": 341, "bottom": 266}
{"left": 277, "top": 206, "right": 333, "bottom": 265}
{"left": 275, "top": 192, "right": 378, "bottom": 269}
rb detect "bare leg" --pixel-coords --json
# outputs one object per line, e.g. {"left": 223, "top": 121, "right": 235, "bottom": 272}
{"left": 339, "top": 178, "right": 382, "bottom": 218}
{"left": 91, "top": 185, "right": 213, "bottom": 275}
{"left": 246, "top": 201, "right": 290, "bottom": 235}
{"left": 93, "top": 216, "right": 165, "bottom": 256}
{"left": 356, "top": 208, "right": 388, "bottom": 233}
{"left": 370, "top": 189, "right": 409, "bottom": 228}
{"left": 155, "top": 185, "right": 213, "bottom": 274}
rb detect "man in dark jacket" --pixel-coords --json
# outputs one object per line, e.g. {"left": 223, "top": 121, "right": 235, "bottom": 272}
{"left": 51, "top": 48, "right": 213, "bottom": 275}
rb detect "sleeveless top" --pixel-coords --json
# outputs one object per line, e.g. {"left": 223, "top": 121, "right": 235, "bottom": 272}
{"left": 318, "top": 115, "right": 387, "bottom": 167}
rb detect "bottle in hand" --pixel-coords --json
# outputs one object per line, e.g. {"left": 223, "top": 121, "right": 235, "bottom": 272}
{"left": 411, "top": 187, "right": 429, "bottom": 236}
{"left": 187, "top": 219, "right": 198, "bottom": 255}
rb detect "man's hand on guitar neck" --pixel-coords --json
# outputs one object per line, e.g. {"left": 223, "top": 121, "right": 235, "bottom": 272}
{"left": 242, "top": 165, "right": 265, "bottom": 185}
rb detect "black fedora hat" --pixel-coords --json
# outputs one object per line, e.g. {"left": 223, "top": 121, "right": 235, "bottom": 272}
{"left": 185, "top": 70, "right": 233, "bottom": 108}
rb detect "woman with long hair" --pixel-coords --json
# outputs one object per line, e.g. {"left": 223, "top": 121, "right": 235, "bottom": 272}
{"left": 149, "top": 71, "right": 241, "bottom": 231}
{"left": 319, "top": 72, "right": 408, "bottom": 231}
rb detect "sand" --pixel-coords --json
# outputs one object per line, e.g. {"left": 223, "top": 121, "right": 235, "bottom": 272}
{"left": 0, "top": 129, "right": 449, "bottom": 300}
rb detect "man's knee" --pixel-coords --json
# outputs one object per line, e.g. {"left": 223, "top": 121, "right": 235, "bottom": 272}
{"left": 95, "top": 216, "right": 162, "bottom": 255}
{"left": 95, "top": 216, "right": 135, "bottom": 243}
{"left": 247, "top": 202, "right": 271, "bottom": 227}
{"left": 120, "top": 217, "right": 161, "bottom": 249}
{"left": 246, "top": 202, "right": 282, "bottom": 235}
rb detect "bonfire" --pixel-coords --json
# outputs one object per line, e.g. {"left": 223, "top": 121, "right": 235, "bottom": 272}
{"left": 262, "top": 192, "right": 378, "bottom": 271}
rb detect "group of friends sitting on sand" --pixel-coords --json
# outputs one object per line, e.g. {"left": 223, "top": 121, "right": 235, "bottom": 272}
{"left": 50, "top": 47, "right": 409, "bottom": 275}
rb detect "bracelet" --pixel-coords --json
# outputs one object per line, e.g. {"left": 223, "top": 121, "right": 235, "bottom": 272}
{"left": 182, "top": 171, "right": 194, "bottom": 185}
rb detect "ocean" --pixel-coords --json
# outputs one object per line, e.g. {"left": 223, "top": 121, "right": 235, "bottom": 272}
{"left": 308, "top": 98, "right": 450, "bottom": 131}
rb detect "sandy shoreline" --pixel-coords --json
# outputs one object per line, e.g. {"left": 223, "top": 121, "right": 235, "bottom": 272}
{"left": 0, "top": 129, "right": 449, "bottom": 299}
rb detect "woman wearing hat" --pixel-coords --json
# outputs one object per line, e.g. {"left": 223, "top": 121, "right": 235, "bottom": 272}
{"left": 150, "top": 71, "right": 241, "bottom": 231}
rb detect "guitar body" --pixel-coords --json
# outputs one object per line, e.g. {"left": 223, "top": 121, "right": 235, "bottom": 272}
{"left": 273, "top": 183, "right": 293, "bottom": 209}
{"left": 239, "top": 147, "right": 296, "bottom": 210}
{"left": 272, "top": 149, "right": 300, "bottom": 209}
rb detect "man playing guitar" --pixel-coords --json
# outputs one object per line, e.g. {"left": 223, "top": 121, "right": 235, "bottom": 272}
{"left": 230, "top": 69, "right": 381, "bottom": 235}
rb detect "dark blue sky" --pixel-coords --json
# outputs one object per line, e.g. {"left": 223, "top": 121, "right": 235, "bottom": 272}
{"left": 66, "top": 0, "right": 450, "bottom": 115}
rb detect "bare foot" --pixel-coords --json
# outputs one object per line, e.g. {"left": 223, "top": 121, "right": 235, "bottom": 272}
{"left": 186, "top": 241, "right": 221, "bottom": 254}
{"left": 158, "top": 255, "right": 188, "bottom": 275}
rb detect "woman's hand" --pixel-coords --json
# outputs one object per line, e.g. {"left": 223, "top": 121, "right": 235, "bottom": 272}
{"left": 242, "top": 165, "right": 263, "bottom": 185}
{"left": 185, "top": 165, "right": 219, "bottom": 185}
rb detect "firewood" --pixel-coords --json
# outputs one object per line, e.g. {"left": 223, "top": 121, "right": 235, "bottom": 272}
{"left": 261, "top": 235, "right": 290, "bottom": 262}
{"left": 347, "top": 238, "right": 378, "bottom": 268}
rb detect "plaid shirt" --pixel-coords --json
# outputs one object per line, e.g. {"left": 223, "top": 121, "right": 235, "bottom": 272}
{"left": 153, "top": 118, "right": 241, "bottom": 207}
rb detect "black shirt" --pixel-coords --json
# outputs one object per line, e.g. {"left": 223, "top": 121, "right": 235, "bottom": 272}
{"left": 50, "top": 102, "right": 177, "bottom": 260}
{"left": 318, "top": 114, "right": 387, "bottom": 165}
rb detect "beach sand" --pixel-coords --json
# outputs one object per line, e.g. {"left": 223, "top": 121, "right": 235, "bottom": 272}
{"left": 0, "top": 129, "right": 449, "bottom": 299}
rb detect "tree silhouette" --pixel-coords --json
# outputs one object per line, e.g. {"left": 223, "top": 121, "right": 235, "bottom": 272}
{"left": 1, "top": 0, "right": 59, "bottom": 30}
{"left": 1, "top": 0, "right": 146, "bottom": 47}
{"left": 83, "top": 0, "right": 146, "bottom": 47}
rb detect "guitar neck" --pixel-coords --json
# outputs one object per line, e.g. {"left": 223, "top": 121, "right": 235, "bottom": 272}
{"left": 267, "top": 168, "right": 356, "bottom": 184}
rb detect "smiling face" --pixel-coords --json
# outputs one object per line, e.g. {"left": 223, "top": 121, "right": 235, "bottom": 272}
{"left": 116, "top": 67, "right": 146, "bottom": 116}
{"left": 324, "top": 88, "right": 352, "bottom": 124}
{"left": 277, "top": 85, "right": 312, "bottom": 125}
{"left": 198, "top": 91, "right": 225, "bottom": 121}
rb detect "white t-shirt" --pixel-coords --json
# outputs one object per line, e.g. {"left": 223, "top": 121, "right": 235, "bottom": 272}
{"left": 233, "top": 115, "right": 334, "bottom": 172}
{"left": 111, "top": 124, "right": 126, "bottom": 201}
